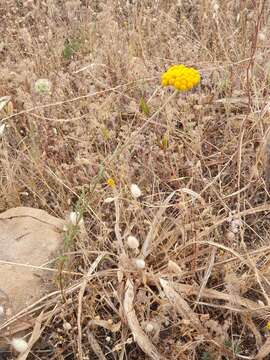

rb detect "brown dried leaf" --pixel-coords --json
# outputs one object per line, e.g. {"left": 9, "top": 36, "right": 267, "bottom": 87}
{"left": 168, "top": 260, "right": 183, "bottom": 276}
{"left": 174, "top": 283, "right": 267, "bottom": 315}
{"left": 123, "top": 279, "right": 164, "bottom": 360}
{"left": 89, "top": 319, "right": 121, "bottom": 333}
{"left": 0, "top": 96, "right": 11, "bottom": 112}
{"left": 16, "top": 311, "right": 44, "bottom": 360}
{"left": 87, "top": 329, "right": 107, "bottom": 360}
{"left": 159, "top": 278, "right": 204, "bottom": 332}
{"left": 141, "top": 192, "right": 175, "bottom": 258}
{"left": 242, "top": 315, "right": 262, "bottom": 348}
{"left": 77, "top": 254, "right": 106, "bottom": 359}
{"left": 256, "top": 337, "right": 270, "bottom": 359}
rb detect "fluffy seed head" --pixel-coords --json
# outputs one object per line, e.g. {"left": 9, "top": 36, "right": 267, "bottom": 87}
{"left": 0, "top": 123, "right": 5, "bottom": 136}
{"left": 258, "top": 31, "right": 266, "bottom": 41}
{"left": 63, "top": 321, "right": 72, "bottom": 330}
{"left": 145, "top": 322, "right": 154, "bottom": 332}
{"left": 11, "top": 338, "right": 28, "bottom": 353}
{"left": 213, "top": 2, "right": 219, "bottom": 12}
{"left": 127, "top": 235, "right": 140, "bottom": 249}
{"left": 161, "top": 64, "right": 201, "bottom": 91}
{"left": 0, "top": 305, "right": 4, "bottom": 316}
{"left": 69, "top": 211, "right": 83, "bottom": 226}
{"left": 104, "top": 197, "right": 115, "bottom": 203}
{"left": 130, "top": 183, "right": 142, "bottom": 198}
{"left": 134, "top": 258, "right": 145, "bottom": 269}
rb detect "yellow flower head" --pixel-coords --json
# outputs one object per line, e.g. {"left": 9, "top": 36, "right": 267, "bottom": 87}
{"left": 161, "top": 64, "right": 201, "bottom": 91}
{"left": 107, "top": 178, "right": 116, "bottom": 188}
{"left": 266, "top": 322, "right": 270, "bottom": 330}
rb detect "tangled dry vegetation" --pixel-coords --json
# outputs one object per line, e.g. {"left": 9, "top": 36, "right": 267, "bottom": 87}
{"left": 1, "top": 0, "right": 270, "bottom": 359}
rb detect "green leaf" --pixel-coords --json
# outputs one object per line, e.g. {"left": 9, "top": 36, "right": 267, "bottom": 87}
{"left": 201, "top": 352, "right": 211, "bottom": 360}
{"left": 160, "top": 134, "right": 169, "bottom": 151}
{"left": 102, "top": 127, "right": 110, "bottom": 140}
{"left": 139, "top": 97, "right": 150, "bottom": 116}
{"left": 63, "top": 39, "right": 80, "bottom": 60}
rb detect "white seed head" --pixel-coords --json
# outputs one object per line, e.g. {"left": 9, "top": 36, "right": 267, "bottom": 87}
{"left": 213, "top": 3, "right": 219, "bottom": 12}
{"left": 258, "top": 31, "right": 266, "bottom": 41}
{"left": 0, "top": 305, "right": 4, "bottom": 316}
{"left": 134, "top": 258, "right": 145, "bottom": 269}
{"left": 231, "top": 219, "right": 242, "bottom": 234}
{"left": 0, "top": 123, "right": 5, "bottom": 136}
{"left": 69, "top": 211, "right": 83, "bottom": 226}
{"left": 226, "top": 231, "right": 235, "bottom": 241}
{"left": 104, "top": 197, "right": 115, "bottom": 204}
{"left": 63, "top": 321, "right": 72, "bottom": 331}
{"left": 11, "top": 338, "right": 28, "bottom": 353}
{"left": 145, "top": 322, "right": 154, "bottom": 333}
{"left": 127, "top": 235, "right": 139, "bottom": 249}
{"left": 34, "top": 78, "right": 52, "bottom": 95}
{"left": 130, "top": 183, "right": 142, "bottom": 198}
{"left": 105, "top": 336, "right": 111, "bottom": 342}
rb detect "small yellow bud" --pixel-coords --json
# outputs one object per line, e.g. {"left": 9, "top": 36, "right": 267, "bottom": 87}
{"left": 107, "top": 178, "right": 116, "bottom": 188}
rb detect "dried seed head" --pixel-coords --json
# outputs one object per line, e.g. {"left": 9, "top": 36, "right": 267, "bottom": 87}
{"left": 104, "top": 197, "right": 115, "bottom": 203}
{"left": 231, "top": 219, "right": 242, "bottom": 233}
{"left": 63, "top": 321, "right": 72, "bottom": 331}
{"left": 11, "top": 338, "right": 28, "bottom": 353}
{"left": 258, "top": 30, "right": 266, "bottom": 41}
{"left": 0, "top": 123, "right": 5, "bottom": 136}
{"left": 69, "top": 211, "right": 83, "bottom": 226}
{"left": 226, "top": 231, "right": 235, "bottom": 241}
{"left": 134, "top": 258, "right": 145, "bottom": 269}
{"left": 145, "top": 322, "right": 154, "bottom": 333}
{"left": 127, "top": 235, "right": 140, "bottom": 249}
{"left": 130, "top": 183, "right": 142, "bottom": 198}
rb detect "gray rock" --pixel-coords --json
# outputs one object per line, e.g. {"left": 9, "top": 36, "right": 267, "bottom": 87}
{"left": 0, "top": 207, "right": 64, "bottom": 327}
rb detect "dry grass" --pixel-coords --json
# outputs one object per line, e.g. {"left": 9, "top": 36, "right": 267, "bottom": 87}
{"left": 1, "top": 0, "right": 270, "bottom": 359}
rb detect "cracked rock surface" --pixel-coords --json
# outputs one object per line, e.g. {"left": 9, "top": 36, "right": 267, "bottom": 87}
{"left": 0, "top": 207, "right": 64, "bottom": 325}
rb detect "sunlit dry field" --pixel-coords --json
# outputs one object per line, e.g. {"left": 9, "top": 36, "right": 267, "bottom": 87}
{"left": 1, "top": 1, "right": 270, "bottom": 359}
